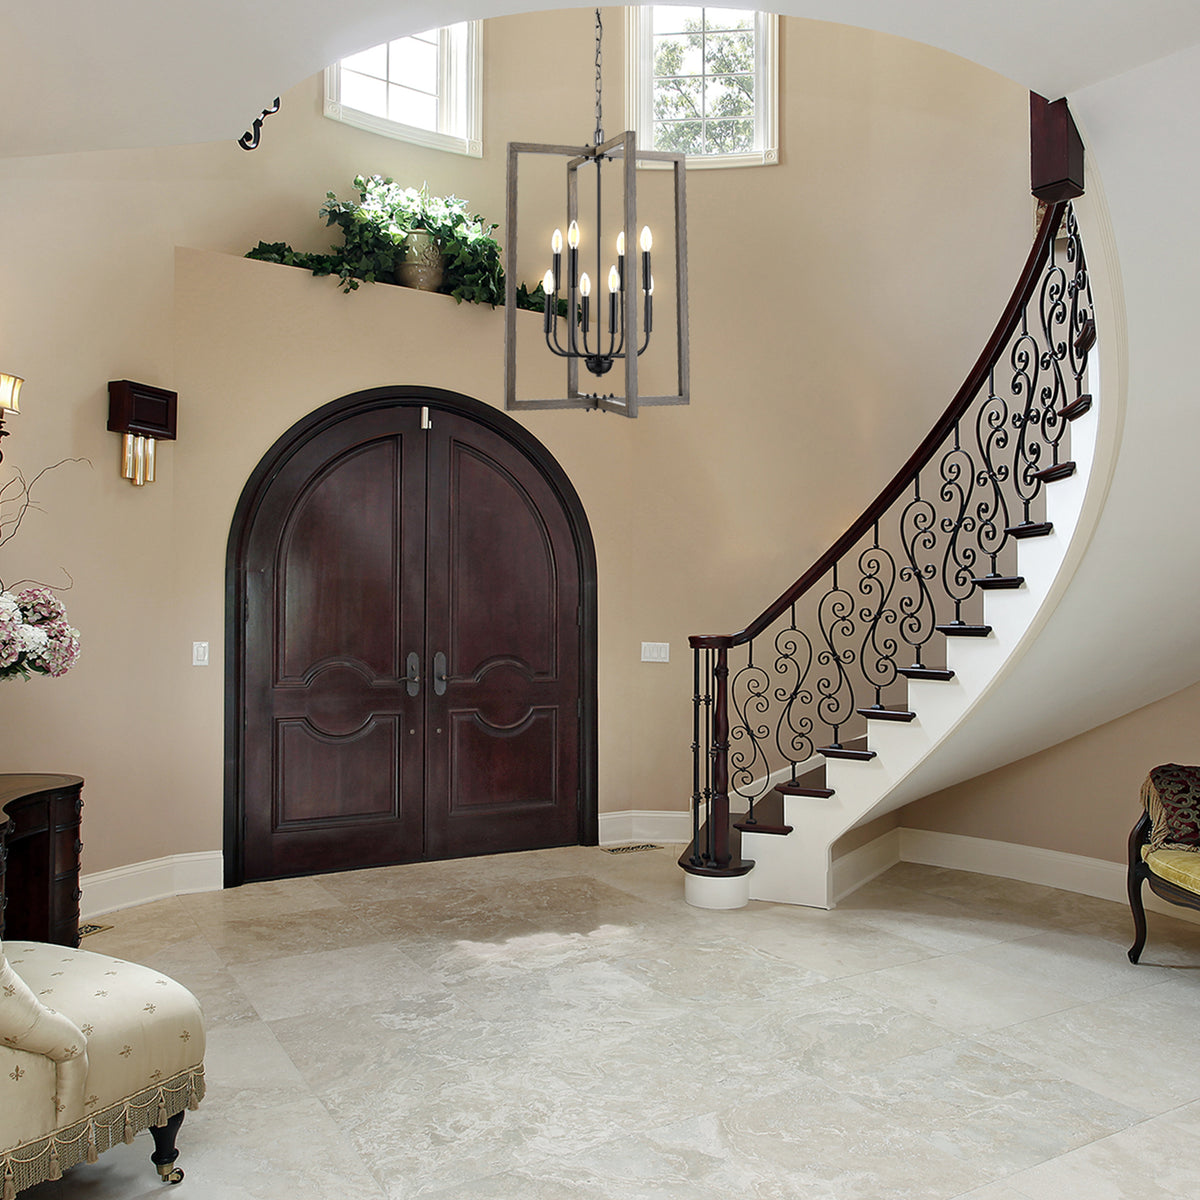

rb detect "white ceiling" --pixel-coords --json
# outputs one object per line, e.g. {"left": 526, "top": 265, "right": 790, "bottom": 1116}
{"left": 5, "top": 0, "right": 1200, "bottom": 159}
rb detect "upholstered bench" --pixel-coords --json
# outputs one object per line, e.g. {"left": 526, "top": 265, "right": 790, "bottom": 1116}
{"left": 0, "top": 938, "right": 205, "bottom": 1196}
{"left": 1127, "top": 763, "right": 1200, "bottom": 963}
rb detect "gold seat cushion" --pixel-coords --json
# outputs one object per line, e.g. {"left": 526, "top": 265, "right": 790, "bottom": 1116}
{"left": 1143, "top": 846, "right": 1200, "bottom": 894}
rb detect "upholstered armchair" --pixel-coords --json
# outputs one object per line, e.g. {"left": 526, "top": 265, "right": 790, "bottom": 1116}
{"left": 0, "top": 937, "right": 205, "bottom": 1196}
{"left": 1128, "top": 763, "right": 1200, "bottom": 963}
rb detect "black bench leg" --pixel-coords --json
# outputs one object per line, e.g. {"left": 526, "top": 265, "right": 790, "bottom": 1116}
{"left": 149, "top": 1110, "right": 186, "bottom": 1184}
{"left": 1128, "top": 866, "right": 1148, "bottom": 964}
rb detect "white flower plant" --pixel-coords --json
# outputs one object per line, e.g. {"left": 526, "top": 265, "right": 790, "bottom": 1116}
{"left": 0, "top": 461, "right": 82, "bottom": 681}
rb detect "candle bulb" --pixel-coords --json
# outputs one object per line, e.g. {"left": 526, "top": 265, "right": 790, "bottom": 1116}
{"left": 579, "top": 270, "right": 591, "bottom": 334}
{"left": 551, "top": 229, "right": 563, "bottom": 292}
{"left": 640, "top": 225, "right": 652, "bottom": 292}
{"left": 542, "top": 268, "right": 556, "bottom": 333}
{"left": 616, "top": 229, "right": 626, "bottom": 290}
{"left": 567, "top": 220, "right": 580, "bottom": 290}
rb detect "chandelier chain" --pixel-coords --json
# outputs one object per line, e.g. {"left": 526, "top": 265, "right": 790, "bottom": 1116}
{"left": 593, "top": 7, "right": 604, "bottom": 145}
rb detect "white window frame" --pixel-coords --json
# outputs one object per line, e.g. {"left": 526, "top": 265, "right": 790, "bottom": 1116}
{"left": 324, "top": 22, "right": 483, "bottom": 158}
{"left": 625, "top": 7, "right": 777, "bottom": 169}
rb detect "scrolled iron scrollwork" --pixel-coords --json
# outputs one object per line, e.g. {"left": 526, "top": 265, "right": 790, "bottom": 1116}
{"left": 815, "top": 572, "right": 857, "bottom": 741}
{"left": 773, "top": 619, "right": 816, "bottom": 768}
{"left": 938, "top": 429, "right": 978, "bottom": 620}
{"left": 898, "top": 480, "right": 938, "bottom": 665}
{"left": 729, "top": 648, "right": 772, "bottom": 802}
{"left": 857, "top": 534, "right": 899, "bottom": 704}
{"left": 973, "top": 371, "right": 1012, "bottom": 573}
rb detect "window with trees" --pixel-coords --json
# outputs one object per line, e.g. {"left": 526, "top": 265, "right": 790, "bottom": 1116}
{"left": 626, "top": 7, "right": 778, "bottom": 168}
{"left": 324, "top": 22, "right": 483, "bottom": 157}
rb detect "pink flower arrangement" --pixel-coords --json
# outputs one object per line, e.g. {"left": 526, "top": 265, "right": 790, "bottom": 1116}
{"left": 0, "top": 587, "right": 81, "bottom": 680}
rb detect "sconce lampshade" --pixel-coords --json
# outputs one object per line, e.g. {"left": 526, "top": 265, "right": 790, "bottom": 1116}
{"left": 0, "top": 373, "right": 23, "bottom": 413}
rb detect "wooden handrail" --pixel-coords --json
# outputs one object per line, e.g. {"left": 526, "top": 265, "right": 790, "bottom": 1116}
{"left": 690, "top": 199, "right": 1069, "bottom": 652}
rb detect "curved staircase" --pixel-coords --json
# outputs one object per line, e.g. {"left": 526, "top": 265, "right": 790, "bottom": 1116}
{"left": 681, "top": 156, "right": 1103, "bottom": 910}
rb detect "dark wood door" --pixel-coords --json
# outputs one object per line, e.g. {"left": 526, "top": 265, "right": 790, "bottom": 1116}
{"left": 240, "top": 403, "right": 582, "bottom": 881}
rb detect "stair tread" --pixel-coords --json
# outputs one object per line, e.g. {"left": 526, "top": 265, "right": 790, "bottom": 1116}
{"left": 775, "top": 782, "right": 835, "bottom": 798}
{"left": 972, "top": 575, "right": 1024, "bottom": 590}
{"left": 937, "top": 622, "right": 992, "bottom": 637}
{"left": 1033, "top": 461, "right": 1076, "bottom": 483}
{"left": 857, "top": 706, "right": 916, "bottom": 722}
{"left": 1062, "top": 394, "right": 1092, "bottom": 421}
{"left": 820, "top": 745, "right": 876, "bottom": 761}
{"left": 1007, "top": 520, "right": 1054, "bottom": 538}
{"left": 898, "top": 666, "right": 956, "bottom": 681}
{"left": 734, "top": 794, "right": 793, "bottom": 836}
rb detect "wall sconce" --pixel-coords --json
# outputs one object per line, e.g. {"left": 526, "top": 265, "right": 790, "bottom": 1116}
{"left": 107, "top": 380, "right": 177, "bottom": 486}
{"left": 0, "top": 373, "right": 22, "bottom": 464}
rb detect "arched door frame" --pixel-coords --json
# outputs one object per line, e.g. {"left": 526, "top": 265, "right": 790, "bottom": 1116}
{"left": 223, "top": 384, "right": 599, "bottom": 888}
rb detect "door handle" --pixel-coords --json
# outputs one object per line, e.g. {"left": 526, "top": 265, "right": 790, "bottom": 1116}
{"left": 433, "top": 650, "right": 448, "bottom": 696}
{"left": 403, "top": 651, "right": 421, "bottom": 697}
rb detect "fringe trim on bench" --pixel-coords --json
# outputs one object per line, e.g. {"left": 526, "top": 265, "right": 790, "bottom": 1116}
{"left": 0, "top": 1064, "right": 204, "bottom": 1198}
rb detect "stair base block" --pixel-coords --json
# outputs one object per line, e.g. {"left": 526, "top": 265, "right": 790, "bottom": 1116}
{"left": 684, "top": 870, "right": 753, "bottom": 909}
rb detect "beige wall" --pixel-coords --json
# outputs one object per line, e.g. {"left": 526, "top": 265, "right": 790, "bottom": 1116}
{"left": 899, "top": 680, "right": 1200, "bottom": 863}
{"left": 0, "top": 10, "right": 1031, "bottom": 874}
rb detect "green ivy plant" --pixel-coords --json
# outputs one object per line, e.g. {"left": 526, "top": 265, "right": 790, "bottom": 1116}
{"left": 246, "top": 175, "right": 558, "bottom": 313}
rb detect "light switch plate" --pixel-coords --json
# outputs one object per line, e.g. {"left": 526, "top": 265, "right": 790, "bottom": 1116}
{"left": 641, "top": 642, "right": 669, "bottom": 663}
{"left": 192, "top": 641, "right": 209, "bottom": 666}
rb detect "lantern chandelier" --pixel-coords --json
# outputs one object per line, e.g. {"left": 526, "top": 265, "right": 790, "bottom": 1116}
{"left": 504, "top": 8, "right": 689, "bottom": 417}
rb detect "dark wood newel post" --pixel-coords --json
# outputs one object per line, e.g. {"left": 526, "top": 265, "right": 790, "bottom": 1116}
{"left": 711, "top": 646, "right": 731, "bottom": 868}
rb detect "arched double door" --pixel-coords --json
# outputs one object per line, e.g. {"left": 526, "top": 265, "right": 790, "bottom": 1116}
{"left": 225, "top": 388, "right": 597, "bottom": 885}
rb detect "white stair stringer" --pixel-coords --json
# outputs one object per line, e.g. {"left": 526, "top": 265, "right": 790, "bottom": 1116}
{"left": 742, "top": 396, "right": 1100, "bottom": 909}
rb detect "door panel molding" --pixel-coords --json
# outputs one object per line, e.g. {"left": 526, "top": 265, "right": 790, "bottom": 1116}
{"left": 224, "top": 386, "right": 598, "bottom": 887}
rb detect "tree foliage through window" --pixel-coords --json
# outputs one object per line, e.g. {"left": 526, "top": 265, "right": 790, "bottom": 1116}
{"left": 652, "top": 8, "right": 755, "bottom": 156}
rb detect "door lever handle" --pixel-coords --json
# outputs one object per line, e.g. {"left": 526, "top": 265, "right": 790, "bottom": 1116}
{"left": 403, "top": 651, "right": 421, "bottom": 697}
{"left": 433, "top": 650, "right": 448, "bottom": 697}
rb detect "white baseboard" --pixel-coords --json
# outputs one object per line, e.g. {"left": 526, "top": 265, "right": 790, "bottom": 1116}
{"left": 897, "top": 828, "right": 1200, "bottom": 927}
{"left": 832, "top": 828, "right": 902, "bottom": 903}
{"left": 599, "top": 809, "right": 693, "bottom": 846}
{"left": 81, "top": 851, "right": 224, "bottom": 919}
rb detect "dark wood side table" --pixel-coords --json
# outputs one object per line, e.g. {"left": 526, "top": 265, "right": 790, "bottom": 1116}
{"left": 0, "top": 774, "right": 84, "bottom": 947}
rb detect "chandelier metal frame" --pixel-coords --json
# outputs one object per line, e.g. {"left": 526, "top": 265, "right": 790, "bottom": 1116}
{"left": 504, "top": 10, "right": 689, "bottom": 417}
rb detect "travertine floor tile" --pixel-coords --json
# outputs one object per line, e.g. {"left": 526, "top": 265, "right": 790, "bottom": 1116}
{"left": 35, "top": 852, "right": 1200, "bottom": 1199}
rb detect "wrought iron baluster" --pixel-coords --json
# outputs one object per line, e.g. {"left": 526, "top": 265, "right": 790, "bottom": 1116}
{"left": 774, "top": 601, "right": 815, "bottom": 773}
{"left": 858, "top": 521, "right": 899, "bottom": 708}
{"left": 939, "top": 419, "right": 978, "bottom": 623}
{"left": 1037, "top": 235, "right": 1071, "bottom": 464}
{"left": 973, "top": 366, "right": 1012, "bottom": 578}
{"left": 730, "top": 640, "right": 770, "bottom": 819}
{"left": 898, "top": 472, "right": 938, "bottom": 669}
{"left": 1064, "top": 207, "right": 1094, "bottom": 397}
{"left": 816, "top": 562, "right": 857, "bottom": 748}
{"left": 1009, "top": 308, "right": 1044, "bottom": 524}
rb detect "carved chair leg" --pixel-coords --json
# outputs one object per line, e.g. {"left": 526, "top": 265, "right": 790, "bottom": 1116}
{"left": 1127, "top": 866, "right": 1148, "bottom": 964}
{"left": 149, "top": 1110, "right": 186, "bottom": 1184}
